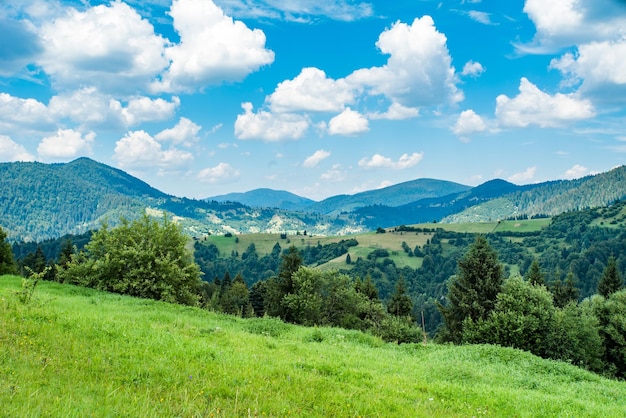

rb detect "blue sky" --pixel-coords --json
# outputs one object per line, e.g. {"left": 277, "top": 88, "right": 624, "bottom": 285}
{"left": 1, "top": 0, "right": 625, "bottom": 200}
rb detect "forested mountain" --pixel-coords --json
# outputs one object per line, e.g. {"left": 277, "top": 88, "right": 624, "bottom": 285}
{"left": 3, "top": 158, "right": 626, "bottom": 242}
{"left": 307, "top": 178, "right": 472, "bottom": 215}
{"left": 207, "top": 188, "right": 316, "bottom": 211}
{"left": 444, "top": 166, "right": 626, "bottom": 223}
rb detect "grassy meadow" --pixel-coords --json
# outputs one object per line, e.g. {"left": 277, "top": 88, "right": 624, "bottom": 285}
{"left": 2, "top": 275, "right": 626, "bottom": 417}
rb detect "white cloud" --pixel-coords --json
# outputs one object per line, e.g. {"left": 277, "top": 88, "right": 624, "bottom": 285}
{"left": 563, "top": 164, "right": 590, "bottom": 179}
{"left": 0, "top": 92, "right": 51, "bottom": 131}
{"left": 268, "top": 67, "right": 354, "bottom": 113}
{"left": 303, "top": 149, "right": 330, "bottom": 168}
{"left": 218, "top": 0, "right": 374, "bottom": 22}
{"left": 0, "top": 135, "right": 35, "bottom": 162}
{"left": 37, "top": 129, "right": 95, "bottom": 161}
{"left": 521, "top": 0, "right": 626, "bottom": 51}
{"left": 467, "top": 11, "right": 494, "bottom": 25}
{"left": 197, "top": 162, "right": 240, "bottom": 183}
{"left": 461, "top": 60, "right": 485, "bottom": 77}
{"left": 114, "top": 130, "right": 193, "bottom": 170}
{"left": 328, "top": 108, "right": 369, "bottom": 136}
{"left": 368, "top": 102, "right": 419, "bottom": 120}
{"left": 153, "top": 0, "right": 274, "bottom": 93}
{"left": 508, "top": 166, "right": 536, "bottom": 184}
{"left": 155, "top": 117, "right": 202, "bottom": 145}
{"left": 235, "top": 102, "right": 309, "bottom": 141}
{"left": 452, "top": 109, "right": 486, "bottom": 138}
{"left": 358, "top": 152, "right": 424, "bottom": 170}
{"left": 495, "top": 78, "right": 595, "bottom": 128}
{"left": 38, "top": 1, "right": 168, "bottom": 93}
{"left": 118, "top": 96, "right": 181, "bottom": 126}
{"left": 346, "top": 16, "right": 462, "bottom": 107}
{"left": 320, "top": 164, "right": 347, "bottom": 182}
{"left": 550, "top": 40, "right": 626, "bottom": 97}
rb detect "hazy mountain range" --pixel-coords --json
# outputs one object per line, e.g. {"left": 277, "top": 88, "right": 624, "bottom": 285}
{"left": 2, "top": 157, "right": 626, "bottom": 241}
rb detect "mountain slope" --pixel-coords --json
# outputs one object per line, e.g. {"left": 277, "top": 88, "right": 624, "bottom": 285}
{"left": 444, "top": 166, "right": 626, "bottom": 223}
{"left": 207, "top": 188, "right": 316, "bottom": 211}
{"left": 308, "top": 178, "right": 472, "bottom": 215}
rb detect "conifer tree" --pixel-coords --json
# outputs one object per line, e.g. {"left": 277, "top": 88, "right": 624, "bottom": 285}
{"left": 526, "top": 259, "right": 545, "bottom": 286}
{"left": 438, "top": 235, "right": 503, "bottom": 343}
{"left": 387, "top": 276, "right": 413, "bottom": 317}
{"left": 598, "top": 256, "right": 623, "bottom": 298}
{"left": 0, "top": 226, "right": 17, "bottom": 275}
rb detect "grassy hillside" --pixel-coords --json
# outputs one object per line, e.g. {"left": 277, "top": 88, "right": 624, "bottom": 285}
{"left": 203, "top": 218, "right": 551, "bottom": 270}
{"left": 2, "top": 276, "right": 625, "bottom": 417}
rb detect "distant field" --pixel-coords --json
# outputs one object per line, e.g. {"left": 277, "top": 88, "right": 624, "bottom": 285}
{"left": 200, "top": 218, "right": 551, "bottom": 269}
{"left": 2, "top": 276, "right": 625, "bottom": 417}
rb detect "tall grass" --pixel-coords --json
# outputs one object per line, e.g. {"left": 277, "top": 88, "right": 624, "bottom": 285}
{"left": 2, "top": 275, "right": 625, "bottom": 417}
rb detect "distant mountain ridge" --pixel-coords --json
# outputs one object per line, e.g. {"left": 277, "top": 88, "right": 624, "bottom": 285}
{"left": 207, "top": 188, "right": 315, "bottom": 211}
{"left": 2, "top": 157, "right": 626, "bottom": 241}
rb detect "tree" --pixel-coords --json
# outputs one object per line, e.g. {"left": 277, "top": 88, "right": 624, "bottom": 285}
{"left": 59, "top": 215, "right": 202, "bottom": 306}
{"left": 438, "top": 235, "right": 503, "bottom": 343}
{"left": 264, "top": 246, "right": 302, "bottom": 320}
{"left": 553, "top": 271, "right": 579, "bottom": 308}
{"left": 387, "top": 276, "right": 413, "bottom": 317}
{"left": 0, "top": 226, "right": 17, "bottom": 275}
{"left": 598, "top": 256, "right": 623, "bottom": 298}
{"left": 526, "top": 259, "right": 545, "bottom": 286}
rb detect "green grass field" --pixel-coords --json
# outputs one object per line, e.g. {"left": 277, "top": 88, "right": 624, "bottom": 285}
{"left": 2, "top": 275, "right": 626, "bottom": 417}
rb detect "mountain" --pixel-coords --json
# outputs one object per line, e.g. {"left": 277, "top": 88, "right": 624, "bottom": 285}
{"left": 4, "top": 157, "right": 626, "bottom": 242}
{"left": 206, "top": 188, "right": 316, "bottom": 211}
{"left": 308, "top": 178, "right": 472, "bottom": 215}
{"left": 443, "top": 166, "right": 626, "bottom": 223}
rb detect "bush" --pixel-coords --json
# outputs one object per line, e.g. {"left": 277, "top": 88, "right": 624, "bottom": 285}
{"left": 59, "top": 215, "right": 202, "bottom": 306}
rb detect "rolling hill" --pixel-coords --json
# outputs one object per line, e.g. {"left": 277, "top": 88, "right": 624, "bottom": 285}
{"left": 207, "top": 188, "right": 316, "bottom": 211}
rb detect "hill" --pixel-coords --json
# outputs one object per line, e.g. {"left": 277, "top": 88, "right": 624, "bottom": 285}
{"left": 2, "top": 275, "right": 625, "bottom": 417}
{"left": 207, "top": 188, "right": 316, "bottom": 211}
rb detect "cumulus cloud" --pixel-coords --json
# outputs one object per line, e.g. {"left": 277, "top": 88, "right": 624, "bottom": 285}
{"left": 303, "top": 149, "right": 331, "bottom": 168}
{"left": 508, "top": 166, "right": 536, "bottom": 184}
{"left": 0, "top": 93, "right": 51, "bottom": 132}
{"left": 495, "top": 78, "right": 595, "bottom": 128}
{"left": 197, "top": 162, "right": 240, "bottom": 183}
{"left": 347, "top": 16, "right": 462, "bottom": 107}
{"left": 563, "top": 164, "right": 591, "bottom": 179}
{"left": 153, "top": 0, "right": 274, "bottom": 93}
{"left": 37, "top": 129, "right": 95, "bottom": 161}
{"left": 268, "top": 67, "right": 354, "bottom": 113}
{"left": 368, "top": 102, "right": 419, "bottom": 120}
{"left": 114, "top": 130, "right": 193, "bottom": 170}
{"left": 550, "top": 40, "right": 626, "bottom": 99}
{"left": 235, "top": 102, "right": 309, "bottom": 141}
{"left": 155, "top": 117, "right": 202, "bottom": 145}
{"left": 0, "top": 135, "right": 35, "bottom": 162}
{"left": 358, "top": 152, "right": 424, "bottom": 170}
{"left": 452, "top": 109, "right": 486, "bottom": 138}
{"left": 461, "top": 60, "right": 485, "bottom": 77}
{"left": 328, "top": 108, "right": 369, "bottom": 136}
{"left": 38, "top": 1, "right": 169, "bottom": 93}
{"left": 118, "top": 96, "right": 181, "bottom": 126}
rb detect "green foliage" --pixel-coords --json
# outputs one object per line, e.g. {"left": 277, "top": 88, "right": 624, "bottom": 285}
{"left": 438, "top": 235, "right": 503, "bottom": 343}
{"left": 387, "top": 276, "right": 413, "bottom": 317}
{"left": 59, "top": 215, "right": 202, "bottom": 306}
{"left": 526, "top": 259, "right": 545, "bottom": 286}
{"left": 589, "top": 291, "right": 626, "bottom": 379}
{"left": 16, "top": 267, "right": 48, "bottom": 304}
{"left": 0, "top": 226, "right": 17, "bottom": 275}
{"left": 598, "top": 256, "right": 623, "bottom": 298}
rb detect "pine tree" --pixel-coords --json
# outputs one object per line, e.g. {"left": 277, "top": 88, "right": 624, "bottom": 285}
{"left": 387, "top": 276, "right": 413, "bottom": 317}
{"left": 526, "top": 259, "right": 545, "bottom": 286}
{"left": 438, "top": 235, "right": 503, "bottom": 343}
{"left": 598, "top": 256, "right": 623, "bottom": 298}
{"left": 0, "top": 226, "right": 17, "bottom": 275}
